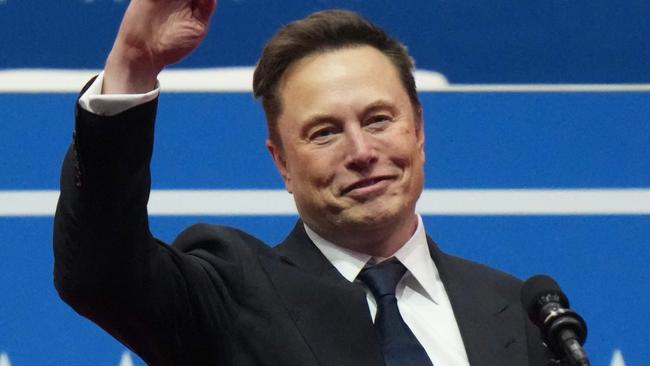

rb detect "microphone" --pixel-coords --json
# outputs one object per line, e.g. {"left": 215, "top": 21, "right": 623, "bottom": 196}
{"left": 520, "top": 275, "right": 590, "bottom": 366}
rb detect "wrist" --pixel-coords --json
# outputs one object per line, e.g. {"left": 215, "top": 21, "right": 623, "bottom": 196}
{"left": 103, "top": 46, "right": 162, "bottom": 94}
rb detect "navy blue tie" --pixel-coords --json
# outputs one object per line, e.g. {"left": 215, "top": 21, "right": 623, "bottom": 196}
{"left": 359, "top": 259, "right": 434, "bottom": 366}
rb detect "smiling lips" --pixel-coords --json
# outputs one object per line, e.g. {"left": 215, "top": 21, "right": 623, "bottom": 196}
{"left": 342, "top": 175, "right": 396, "bottom": 196}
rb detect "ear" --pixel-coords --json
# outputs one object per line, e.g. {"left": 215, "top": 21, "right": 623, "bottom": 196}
{"left": 415, "top": 107, "right": 425, "bottom": 163}
{"left": 266, "top": 139, "right": 293, "bottom": 193}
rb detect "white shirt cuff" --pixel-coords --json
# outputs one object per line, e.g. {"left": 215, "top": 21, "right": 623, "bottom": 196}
{"left": 78, "top": 71, "right": 160, "bottom": 116}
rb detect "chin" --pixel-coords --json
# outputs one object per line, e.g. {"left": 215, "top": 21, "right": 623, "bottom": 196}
{"left": 337, "top": 202, "right": 407, "bottom": 230}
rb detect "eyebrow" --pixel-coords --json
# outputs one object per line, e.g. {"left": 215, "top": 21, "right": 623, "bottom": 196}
{"left": 362, "top": 100, "right": 399, "bottom": 116}
{"left": 302, "top": 99, "right": 399, "bottom": 126}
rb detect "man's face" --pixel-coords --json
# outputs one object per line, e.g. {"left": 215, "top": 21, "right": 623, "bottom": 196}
{"left": 267, "top": 46, "right": 425, "bottom": 248}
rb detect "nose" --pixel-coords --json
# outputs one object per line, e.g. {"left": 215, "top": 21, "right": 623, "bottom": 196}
{"left": 344, "top": 127, "right": 378, "bottom": 172}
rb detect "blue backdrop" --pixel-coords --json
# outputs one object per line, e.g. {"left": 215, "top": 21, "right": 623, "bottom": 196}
{"left": 1, "top": 1, "right": 649, "bottom": 365}
{"left": 1, "top": 91, "right": 648, "bottom": 365}
{"left": 1, "top": 0, "right": 650, "bottom": 83}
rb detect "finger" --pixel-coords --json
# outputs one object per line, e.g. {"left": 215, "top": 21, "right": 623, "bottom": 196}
{"left": 193, "top": 0, "right": 217, "bottom": 25}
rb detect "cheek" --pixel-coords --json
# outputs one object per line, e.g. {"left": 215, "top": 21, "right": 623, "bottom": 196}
{"left": 289, "top": 151, "right": 336, "bottom": 188}
{"left": 386, "top": 131, "right": 420, "bottom": 167}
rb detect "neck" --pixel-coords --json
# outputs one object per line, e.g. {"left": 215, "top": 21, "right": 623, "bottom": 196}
{"left": 310, "top": 213, "right": 419, "bottom": 258}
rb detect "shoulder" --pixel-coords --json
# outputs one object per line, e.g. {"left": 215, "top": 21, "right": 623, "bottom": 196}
{"left": 447, "top": 252, "right": 521, "bottom": 284}
{"left": 430, "top": 240, "right": 523, "bottom": 300}
{"left": 171, "top": 223, "right": 275, "bottom": 261}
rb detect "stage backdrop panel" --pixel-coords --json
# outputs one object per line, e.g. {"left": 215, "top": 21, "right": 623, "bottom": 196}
{"left": 1, "top": 0, "right": 650, "bottom": 83}
{"left": 1, "top": 90, "right": 648, "bottom": 366}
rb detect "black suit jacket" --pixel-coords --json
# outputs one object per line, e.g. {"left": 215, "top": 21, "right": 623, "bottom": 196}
{"left": 54, "top": 92, "right": 552, "bottom": 365}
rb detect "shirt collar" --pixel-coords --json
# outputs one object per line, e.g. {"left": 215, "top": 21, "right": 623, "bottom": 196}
{"left": 303, "top": 224, "right": 371, "bottom": 283}
{"left": 304, "top": 214, "right": 441, "bottom": 303}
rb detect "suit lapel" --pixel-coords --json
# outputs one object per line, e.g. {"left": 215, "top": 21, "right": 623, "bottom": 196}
{"left": 260, "top": 222, "right": 383, "bottom": 366}
{"left": 260, "top": 224, "right": 529, "bottom": 365}
{"left": 428, "top": 238, "right": 530, "bottom": 366}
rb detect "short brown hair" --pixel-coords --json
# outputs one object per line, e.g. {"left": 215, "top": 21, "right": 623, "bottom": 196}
{"left": 253, "top": 9, "right": 421, "bottom": 148}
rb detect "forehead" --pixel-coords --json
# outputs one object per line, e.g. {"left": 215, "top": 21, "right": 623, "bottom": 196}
{"left": 276, "top": 46, "right": 410, "bottom": 118}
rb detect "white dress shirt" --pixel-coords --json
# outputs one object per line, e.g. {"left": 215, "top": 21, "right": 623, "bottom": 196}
{"left": 305, "top": 215, "right": 470, "bottom": 366}
{"left": 79, "top": 74, "right": 470, "bottom": 365}
{"left": 78, "top": 72, "right": 160, "bottom": 116}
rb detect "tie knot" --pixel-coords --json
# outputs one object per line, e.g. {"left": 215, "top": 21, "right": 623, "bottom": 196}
{"left": 358, "top": 259, "right": 407, "bottom": 298}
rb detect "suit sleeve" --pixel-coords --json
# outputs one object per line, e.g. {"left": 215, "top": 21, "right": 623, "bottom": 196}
{"left": 53, "top": 85, "right": 231, "bottom": 364}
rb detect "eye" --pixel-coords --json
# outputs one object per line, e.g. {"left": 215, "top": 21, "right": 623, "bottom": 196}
{"left": 365, "top": 114, "right": 393, "bottom": 129}
{"left": 309, "top": 126, "right": 339, "bottom": 143}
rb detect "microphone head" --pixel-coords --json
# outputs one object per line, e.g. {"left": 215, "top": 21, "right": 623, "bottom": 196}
{"left": 520, "top": 274, "right": 570, "bottom": 323}
{"left": 521, "top": 274, "right": 588, "bottom": 360}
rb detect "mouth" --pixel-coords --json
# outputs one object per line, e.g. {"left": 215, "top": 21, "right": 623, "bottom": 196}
{"left": 341, "top": 175, "right": 395, "bottom": 196}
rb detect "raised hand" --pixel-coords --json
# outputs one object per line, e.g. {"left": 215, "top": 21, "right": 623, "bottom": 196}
{"left": 103, "top": 0, "right": 217, "bottom": 94}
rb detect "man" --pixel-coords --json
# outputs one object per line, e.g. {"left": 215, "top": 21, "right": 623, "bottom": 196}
{"left": 54, "top": 0, "right": 553, "bottom": 365}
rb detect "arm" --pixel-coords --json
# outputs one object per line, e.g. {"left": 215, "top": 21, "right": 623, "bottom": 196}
{"left": 77, "top": 0, "right": 215, "bottom": 113}
{"left": 54, "top": 1, "right": 219, "bottom": 364}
